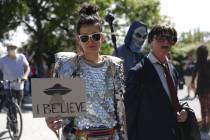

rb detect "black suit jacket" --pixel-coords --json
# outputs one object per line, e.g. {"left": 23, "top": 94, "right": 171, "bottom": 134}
{"left": 125, "top": 57, "right": 178, "bottom": 140}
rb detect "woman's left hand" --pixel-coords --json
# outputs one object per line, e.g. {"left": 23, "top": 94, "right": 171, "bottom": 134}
{"left": 177, "top": 109, "right": 188, "bottom": 122}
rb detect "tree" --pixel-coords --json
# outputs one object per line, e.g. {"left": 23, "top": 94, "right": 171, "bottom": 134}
{"left": 19, "top": 0, "right": 89, "bottom": 76}
{"left": 113, "top": 0, "right": 162, "bottom": 28}
{"left": 21, "top": 0, "right": 117, "bottom": 77}
{"left": 0, "top": 0, "right": 163, "bottom": 77}
{"left": 0, "top": 0, "right": 26, "bottom": 41}
{"left": 179, "top": 29, "right": 208, "bottom": 44}
{"left": 96, "top": 0, "right": 164, "bottom": 55}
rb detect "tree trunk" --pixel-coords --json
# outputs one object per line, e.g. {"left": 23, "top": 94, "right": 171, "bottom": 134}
{"left": 35, "top": 52, "right": 45, "bottom": 77}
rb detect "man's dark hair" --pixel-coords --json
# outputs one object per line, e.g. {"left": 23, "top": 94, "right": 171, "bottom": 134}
{"left": 76, "top": 3, "right": 102, "bottom": 34}
{"left": 148, "top": 25, "right": 177, "bottom": 44}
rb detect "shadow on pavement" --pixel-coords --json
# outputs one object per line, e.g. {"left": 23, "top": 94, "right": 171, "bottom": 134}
{"left": 21, "top": 96, "right": 32, "bottom": 113}
{"left": 179, "top": 95, "right": 198, "bottom": 101}
{"left": 0, "top": 131, "right": 9, "bottom": 140}
{"left": 21, "top": 104, "right": 32, "bottom": 113}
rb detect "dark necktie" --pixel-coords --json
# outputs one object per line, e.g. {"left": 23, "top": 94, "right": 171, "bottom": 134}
{"left": 159, "top": 63, "right": 181, "bottom": 113}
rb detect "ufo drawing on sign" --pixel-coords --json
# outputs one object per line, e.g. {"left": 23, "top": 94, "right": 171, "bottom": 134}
{"left": 43, "top": 84, "right": 72, "bottom": 105}
{"left": 44, "top": 84, "right": 72, "bottom": 95}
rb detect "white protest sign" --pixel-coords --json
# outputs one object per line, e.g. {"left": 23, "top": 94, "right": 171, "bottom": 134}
{"left": 31, "top": 78, "right": 86, "bottom": 118}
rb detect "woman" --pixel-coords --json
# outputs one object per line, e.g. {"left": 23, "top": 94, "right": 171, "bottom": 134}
{"left": 191, "top": 45, "right": 210, "bottom": 132}
{"left": 46, "top": 3, "right": 127, "bottom": 140}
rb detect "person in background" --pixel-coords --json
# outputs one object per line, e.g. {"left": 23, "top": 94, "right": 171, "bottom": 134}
{"left": 45, "top": 3, "right": 127, "bottom": 140}
{"left": 0, "top": 44, "right": 30, "bottom": 107}
{"left": 191, "top": 45, "right": 210, "bottom": 132}
{"left": 183, "top": 52, "right": 196, "bottom": 99}
{"left": 0, "top": 44, "right": 30, "bottom": 136}
{"left": 0, "top": 69, "right": 4, "bottom": 112}
{"left": 125, "top": 25, "right": 188, "bottom": 140}
{"left": 112, "top": 21, "right": 148, "bottom": 78}
{"left": 28, "top": 61, "right": 37, "bottom": 95}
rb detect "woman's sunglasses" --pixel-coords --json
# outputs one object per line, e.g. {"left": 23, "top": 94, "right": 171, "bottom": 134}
{"left": 78, "top": 32, "right": 102, "bottom": 43}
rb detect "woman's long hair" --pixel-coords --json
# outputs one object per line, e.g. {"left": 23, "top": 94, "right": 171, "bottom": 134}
{"left": 196, "top": 45, "right": 209, "bottom": 75}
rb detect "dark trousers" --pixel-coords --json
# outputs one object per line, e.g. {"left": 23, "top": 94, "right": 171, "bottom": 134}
{"left": 4, "top": 90, "right": 24, "bottom": 107}
{"left": 0, "top": 94, "right": 5, "bottom": 111}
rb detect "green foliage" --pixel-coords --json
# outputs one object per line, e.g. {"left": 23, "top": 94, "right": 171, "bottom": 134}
{"left": 179, "top": 29, "right": 206, "bottom": 44}
{"left": 0, "top": 0, "right": 164, "bottom": 76}
{"left": 90, "top": 0, "right": 113, "bottom": 17}
{"left": 171, "top": 29, "right": 210, "bottom": 66}
{"left": 113, "top": 0, "right": 162, "bottom": 28}
{"left": 0, "top": 0, "right": 24, "bottom": 40}
{"left": 20, "top": 0, "right": 86, "bottom": 76}
{"left": 142, "top": 44, "right": 150, "bottom": 55}
{"left": 100, "top": 43, "right": 113, "bottom": 55}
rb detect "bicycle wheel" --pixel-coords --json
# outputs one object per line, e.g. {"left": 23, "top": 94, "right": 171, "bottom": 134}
{"left": 7, "top": 102, "right": 23, "bottom": 140}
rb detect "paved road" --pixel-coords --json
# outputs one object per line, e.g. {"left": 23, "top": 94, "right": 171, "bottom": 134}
{"left": 0, "top": 98, "right": 57, "bottom": 140}
{"left": 178, "top": 85, "right": 210, "bottom": 140}
{"left": 0, "top": 85, "right": 210, "bottom": 140}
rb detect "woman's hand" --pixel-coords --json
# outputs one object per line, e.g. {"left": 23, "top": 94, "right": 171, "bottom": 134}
{"left": 177, "top": 109, "right": 188, "bottom": 123}
{"left": 45, "top": 117, "right": 63, "bottom": 137}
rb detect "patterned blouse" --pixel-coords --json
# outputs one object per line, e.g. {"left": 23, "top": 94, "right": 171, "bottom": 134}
{"left": 54, "top": 52, "right": 127, "bottom": 140}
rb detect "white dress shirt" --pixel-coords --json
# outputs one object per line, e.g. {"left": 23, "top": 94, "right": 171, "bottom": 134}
{"left": 147, "top": 52, "right": 176, "bottom": 101}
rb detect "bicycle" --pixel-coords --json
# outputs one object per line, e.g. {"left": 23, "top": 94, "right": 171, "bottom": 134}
{"left": 0, "top": 79, "right": 23, "bottom": 140}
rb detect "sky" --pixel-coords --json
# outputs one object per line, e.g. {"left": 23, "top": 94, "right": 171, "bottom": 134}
{"left": 160, "top": 0, "right": 210, "bottom": 33}
{"left": 0, "top": 25, "right": 28, "bottom": 53}
{"left": 1, "top": 0, "right": 210, "bottom": 51}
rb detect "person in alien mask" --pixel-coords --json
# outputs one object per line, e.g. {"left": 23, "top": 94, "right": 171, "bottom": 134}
{"left": 112, "top": 21, "right": 148, "bottom": 78}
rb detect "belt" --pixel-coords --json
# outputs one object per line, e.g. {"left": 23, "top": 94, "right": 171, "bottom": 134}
{"left": 75, "top": 128, "right": 115, "bottom": 140}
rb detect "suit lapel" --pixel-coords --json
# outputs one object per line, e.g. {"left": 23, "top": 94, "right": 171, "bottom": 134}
{"left": 144, "top": 58, "right": 173, "bottom": 107}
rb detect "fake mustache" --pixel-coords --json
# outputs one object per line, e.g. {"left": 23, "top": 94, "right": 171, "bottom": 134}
{"left": 161, "top": 46, "right": 171, "bottom": 49}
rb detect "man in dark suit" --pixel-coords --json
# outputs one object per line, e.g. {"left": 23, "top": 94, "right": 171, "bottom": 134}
{"left": 125, "top": 25, "right": 188, "bottom": 140}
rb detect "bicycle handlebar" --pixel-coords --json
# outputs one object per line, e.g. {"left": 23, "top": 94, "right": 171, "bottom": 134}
{"left": 0, "top": 78, "right": 25, "bottom": 84}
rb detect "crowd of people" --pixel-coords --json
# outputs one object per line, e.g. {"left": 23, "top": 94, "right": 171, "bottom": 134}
{"left": 45, "top": 3, "right": 209, "bottom": 140}
{"left": 0, "top": 2, "right": 210, "bottom": 140}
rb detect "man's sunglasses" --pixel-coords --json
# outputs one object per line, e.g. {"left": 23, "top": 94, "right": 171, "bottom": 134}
{"left": 155, "top": 35, "right": 177, "bottom": 44}
{"left": 78, "top": 32, "right": 102, "bottom": 43}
